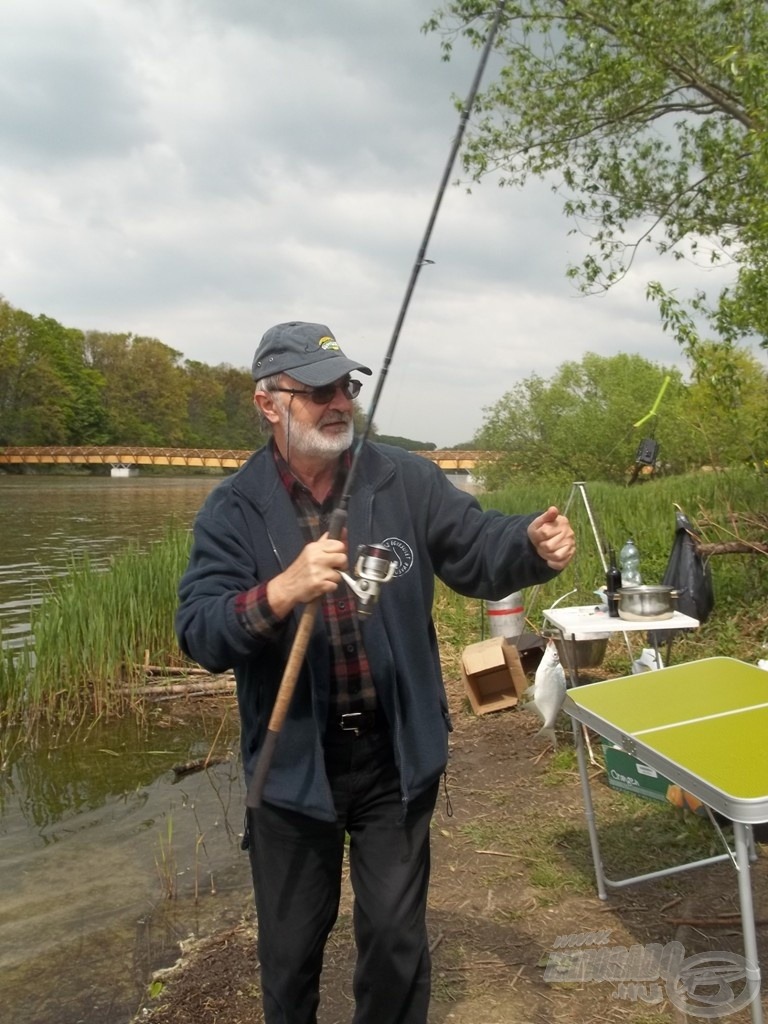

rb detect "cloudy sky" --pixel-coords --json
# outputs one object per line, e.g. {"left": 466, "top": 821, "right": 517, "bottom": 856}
{"left": 0, "top": 0, "right": 741, "bottom": 446}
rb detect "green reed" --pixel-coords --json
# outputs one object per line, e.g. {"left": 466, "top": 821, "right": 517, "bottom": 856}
{"left": 1, "top": 468, "right": 764, "bottom": 725}
{"left": 469, "top": 469, "right": 768, "bottom": 672}
{"left": 0, "top": 525, "right": 193, "bottom": 722}
{"left": 479, "top": 468, "right": 768, "bottom": 622}
{"left": 0, "top": 623, "right": 28, "bottom": 730}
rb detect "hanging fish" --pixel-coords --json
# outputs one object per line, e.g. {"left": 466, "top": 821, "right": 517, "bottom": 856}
{"left": 526, "top": 639, "right": 566, "bottom": 748}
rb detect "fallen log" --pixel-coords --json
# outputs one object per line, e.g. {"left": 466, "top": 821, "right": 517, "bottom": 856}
{"left": 139, "top": 664, "right": 212, "bottom": 677}
{"left": 172, "top": 755, "right": 230, "bottom": 778}
{"left": 696, "top": 540, "right": 768, "bottom": 557}
{"left": 119, "top": 677, "right": 235, "bottom": 697}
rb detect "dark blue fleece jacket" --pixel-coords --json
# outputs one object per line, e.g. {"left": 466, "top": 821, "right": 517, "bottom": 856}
{"left": 175, "top": 441, "right": 559, "bottom": 820}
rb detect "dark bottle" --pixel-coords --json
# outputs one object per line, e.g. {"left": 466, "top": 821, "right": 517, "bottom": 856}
{"left": 606, "top": 548, "right": 622, "bottom": 618}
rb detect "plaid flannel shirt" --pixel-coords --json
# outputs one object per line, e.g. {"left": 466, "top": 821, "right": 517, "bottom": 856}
{"left": 234, "top": 445, "right": 376, "bottom": 720}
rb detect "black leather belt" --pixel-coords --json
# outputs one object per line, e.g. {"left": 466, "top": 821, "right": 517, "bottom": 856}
{"left": 329, "top": 710, "right": 386, "bottom": 737}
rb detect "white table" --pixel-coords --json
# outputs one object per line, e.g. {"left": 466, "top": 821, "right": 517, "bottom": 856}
{"left": 542, "top": 602, "right": 700, "bottom": 643}
{"left": 542, "top": 603, "right": 699, "bottom": 676}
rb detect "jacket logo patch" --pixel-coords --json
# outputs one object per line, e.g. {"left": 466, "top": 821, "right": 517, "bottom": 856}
{"left": 381, "top": 537, "right": 413, "bottom": 577}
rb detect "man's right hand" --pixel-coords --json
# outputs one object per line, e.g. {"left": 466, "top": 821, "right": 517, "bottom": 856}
{"left": 265, "top": 532, "right": 348, "bottom": 618}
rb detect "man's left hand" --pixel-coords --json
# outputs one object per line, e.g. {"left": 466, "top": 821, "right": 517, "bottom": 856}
{"left": 528, "top": 506, "right": 575, "bottom": 570}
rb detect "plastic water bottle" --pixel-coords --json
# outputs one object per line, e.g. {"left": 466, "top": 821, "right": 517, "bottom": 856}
{"left": 620, "top": 538, "right": 642, "bottom": 586}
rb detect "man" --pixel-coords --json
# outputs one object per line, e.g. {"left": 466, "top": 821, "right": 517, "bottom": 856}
{"left": 175, "top": 321, "right": 575, "bottom": 1024}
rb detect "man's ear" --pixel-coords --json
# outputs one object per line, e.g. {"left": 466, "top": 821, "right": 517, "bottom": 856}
{"left": 253, "top": 388, "right": 280, "bottom": 425}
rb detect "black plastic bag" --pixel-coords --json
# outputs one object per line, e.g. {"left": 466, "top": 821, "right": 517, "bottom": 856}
{"left": 648, "top": 509, "right": 714, "bottom": 647}
{"left": 665, "top": 509, "right": 714, "bottom": 622}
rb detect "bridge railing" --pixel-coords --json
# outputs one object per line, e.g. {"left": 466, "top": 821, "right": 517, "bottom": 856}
{"left": 0, "top": 446, "right": 500, "bottom": 471}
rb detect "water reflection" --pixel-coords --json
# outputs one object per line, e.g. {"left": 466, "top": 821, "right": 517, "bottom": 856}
{"left": 0, "top": 474, "right": 251, "bottom": 1024}
{"left": 0, "top": 712, "right": 232, "bottom": 830}
{"left": 0, "top": 705, "right": 250, "bottom": 1024}
{"left": 0, "top": 474, "right": 221, "bottom": 649}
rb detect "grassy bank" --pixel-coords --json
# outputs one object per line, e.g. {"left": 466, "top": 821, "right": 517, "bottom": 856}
{"left": 431, "top": 468, "right": 767, "bottom": 679}
{"left": 1, "top": 469, "right": 765, "bottom": 724}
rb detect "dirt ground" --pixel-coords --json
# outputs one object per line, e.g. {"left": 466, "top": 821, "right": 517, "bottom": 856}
{"left": 133, "top": 671, "right": 768, "bottom": 1024}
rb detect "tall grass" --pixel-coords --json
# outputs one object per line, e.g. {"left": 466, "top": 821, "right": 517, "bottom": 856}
{"left": 482, "top": 468, "right": 763, "bottom": 595}
{"left": 1, "top": 468, "right": 765, "bottom": 724}
{"left": 0, "top": 525, "right": 193, "bottom": 723}
{"left": 474, "top": 468, "right": 768, "bottom": 665}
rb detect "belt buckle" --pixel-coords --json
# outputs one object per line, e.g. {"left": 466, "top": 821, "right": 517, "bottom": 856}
{"left": 339, "top": 712, "right": 364, "bottom": 735}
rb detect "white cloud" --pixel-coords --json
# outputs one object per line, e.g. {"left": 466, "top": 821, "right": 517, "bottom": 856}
{"left": 0, "top": 0, "right": 752, "bottom": 446}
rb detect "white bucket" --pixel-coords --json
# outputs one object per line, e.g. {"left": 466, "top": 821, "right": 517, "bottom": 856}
{"left": 485, "top": 591, "right": 525, "bottom": 638}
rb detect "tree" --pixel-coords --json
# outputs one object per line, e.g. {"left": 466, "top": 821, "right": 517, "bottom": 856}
{"left": 85, "top": 331, "right": 189, "bottom": 445}
{"left": 473, "top": 352, "right": 694, "bottom": 484}
{"left": 375, "top": 435, "right": 437, "bottom": 451}
{"left": 182, "top": 362, "right": 269, "bottom": 450}
{"left": 426, "top": 0, "right": 768, "bottom": 357}
{"left": 0, "top": 300, "right": 108, "bottom": 445}
{"left": 474, "top": 346, "right": 768, "bottom": 483}
{"left": 219, "top": 365, "right": 269, "bottom": 450}
{"left": 183, "top": 360, "right": 228, "bottom": 448}
{"left": 681, "top": 341, "right": 768, "bottom": 468}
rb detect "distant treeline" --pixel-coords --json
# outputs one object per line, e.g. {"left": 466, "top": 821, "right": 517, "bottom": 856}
{"left": 0, "top": 298, "right": 268, "bottom": 450}
{"left": 376, "top": 435, "right": 436, "bottom": 451}
{"left": 0, "top": 300, "right": 459, "bottom": 453}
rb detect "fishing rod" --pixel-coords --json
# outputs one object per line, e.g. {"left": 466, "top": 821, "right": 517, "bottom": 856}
{"left": 246, "top": 0, "right": 507, "bottom": 809}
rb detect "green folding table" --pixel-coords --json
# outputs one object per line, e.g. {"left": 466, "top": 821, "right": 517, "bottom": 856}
{"left": 564, "top": 657, "right": 768, "bottom": 1024}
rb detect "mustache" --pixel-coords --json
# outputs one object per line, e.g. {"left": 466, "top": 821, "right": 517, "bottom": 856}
{"left": 318, "top": 411, "right": 352, "bottom": 428}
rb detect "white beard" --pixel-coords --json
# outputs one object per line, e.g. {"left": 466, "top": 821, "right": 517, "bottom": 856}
{"left": 278, "top": 403, "right": 354, "bottom": 459}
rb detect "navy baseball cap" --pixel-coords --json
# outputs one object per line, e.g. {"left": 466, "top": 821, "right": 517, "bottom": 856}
{"left": 251, "top": 322, "right": 372, "bottom": 386}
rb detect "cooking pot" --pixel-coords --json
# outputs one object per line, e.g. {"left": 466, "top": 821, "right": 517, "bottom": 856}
{"left": 552, "top": 633, "right": 609, "bottom": 670}
{"left": 614, "top": 585, "right": 679, "bottom": 621}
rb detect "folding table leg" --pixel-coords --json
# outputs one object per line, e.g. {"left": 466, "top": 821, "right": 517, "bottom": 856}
{"left": 733, "top": 823, "right": 764, "bottom": 1024}
{"left": 571, "top": 717, "right": 608, "bottom": 900}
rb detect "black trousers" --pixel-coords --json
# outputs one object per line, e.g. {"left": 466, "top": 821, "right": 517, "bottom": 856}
{"left": 247, "top": 728, "right": 439, "bottom": 1024}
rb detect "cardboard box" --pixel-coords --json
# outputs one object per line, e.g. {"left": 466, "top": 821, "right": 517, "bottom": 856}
{"left": 461, "top": 635, "right": 531, "bottom": 715}
{"left": 602, "top": 743, "right": 706, "bottom": 815}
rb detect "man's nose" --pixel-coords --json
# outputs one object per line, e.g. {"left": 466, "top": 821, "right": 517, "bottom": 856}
{"left": 328, "top": 384, "right": 352, "bottom": 406}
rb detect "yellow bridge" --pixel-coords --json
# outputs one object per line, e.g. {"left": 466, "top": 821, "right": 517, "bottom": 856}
{"left": 0, "top": 446, "right": 496, "bottom": 472}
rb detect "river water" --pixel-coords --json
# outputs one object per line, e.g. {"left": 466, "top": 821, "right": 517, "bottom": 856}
{"left": 0, "top": 474, "right": 253, "bottom": 1024}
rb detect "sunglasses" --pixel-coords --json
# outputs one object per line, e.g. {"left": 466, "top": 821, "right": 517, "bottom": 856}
{"left": 270, "top": 378, "right": 363, "bottom": 405}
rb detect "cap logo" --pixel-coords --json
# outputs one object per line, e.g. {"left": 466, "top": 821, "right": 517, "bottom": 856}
{"left": 318, "top": 336, "right": 340, "bottom": 352}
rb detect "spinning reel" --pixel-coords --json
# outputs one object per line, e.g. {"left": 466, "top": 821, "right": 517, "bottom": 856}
{"left": 339, "top": 543, "right": 396, "bottom": 616}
